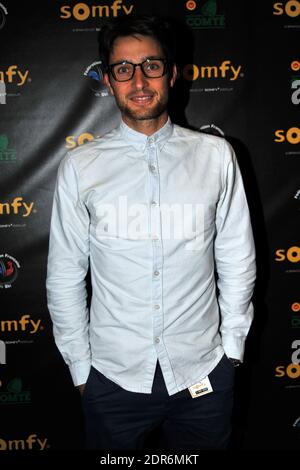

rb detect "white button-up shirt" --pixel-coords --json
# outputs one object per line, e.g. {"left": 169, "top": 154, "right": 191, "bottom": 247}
{"left": 46, "top": 118, "right": 256, "bottom": 395}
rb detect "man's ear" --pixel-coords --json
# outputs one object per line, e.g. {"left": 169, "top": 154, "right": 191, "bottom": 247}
{"left": 169, "top": 64, "right": 177, "bottom": 88}
{"left": 103, "top": 73, "right": 114, "bottom": 96}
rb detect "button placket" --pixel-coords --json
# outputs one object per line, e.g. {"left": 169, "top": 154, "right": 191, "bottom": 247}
{"left": 147, "top": 140, "right": 164, "bottom": 350}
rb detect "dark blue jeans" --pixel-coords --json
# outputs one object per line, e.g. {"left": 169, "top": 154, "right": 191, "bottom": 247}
{"left": 81, "top": 354, "right": 235, "bottom": 450}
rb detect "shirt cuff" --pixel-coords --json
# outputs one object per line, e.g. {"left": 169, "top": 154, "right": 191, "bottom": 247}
{"left": 69, "top": 359, "right": 92, "bottom": 386}
{"left": 222, "top": 336, "right": 246, "bottom": 362}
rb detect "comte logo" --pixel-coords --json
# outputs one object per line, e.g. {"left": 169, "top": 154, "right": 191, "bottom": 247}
{"left": 291, "top": 303, "right": 300, "bottom": 328}
{"left": 60, "top": 1, "right": 134, "bottom": 20}
{"left": 0, "top": 135, "right": 17, "bottom": 162}
{"left": 0, "top": 378, "right": 31, "bottom": 405}
{"left": 185, "top": 0, "right": 225, "bottom": 30}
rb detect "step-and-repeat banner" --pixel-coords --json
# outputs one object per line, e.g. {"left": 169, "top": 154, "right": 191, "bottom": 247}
{"left": 0, "top": 0, "right": 299, "bottom": 453}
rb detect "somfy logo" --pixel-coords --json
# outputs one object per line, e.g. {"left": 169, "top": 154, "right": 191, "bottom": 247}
{"left": 0, "top": 315, "right": 42, "bottom": 334}
{"left": 273, "top": 1, "right": 300, "bottom": 17}
{"left": 182, "top": 61, "right": 242, "bottom": 81}
{"left": 65, "top": 132, "right": 95, "bottom": 149}
{"left": 275, "top": 246, "right": 300, "bottom": 263}
{"left": 60, "top": 1, "right": 134, "bottom": 20}
{"left": 0, "top": 197, "right": 35, "bottom": 217}
{"left": 0, "top": 66, "right": 29, "bottom": 86}
{"left": 0, "top": 434, "right": 48, "bottom": 450}
{"left": 274, "top": 127, "right": 300, "bottom": 144}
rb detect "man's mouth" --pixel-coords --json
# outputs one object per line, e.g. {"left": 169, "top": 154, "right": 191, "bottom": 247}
{"left": 130, "top": 94, "right": 154, "bottom": 104}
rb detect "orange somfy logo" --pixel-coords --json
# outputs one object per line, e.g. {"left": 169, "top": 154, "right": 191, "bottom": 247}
{"left": 0, "top": 434, "right": 48, "bottom": 450}
{"left": 275, "top": 246, "right": 300, "bottom": 262}
{"left": 182, "top": 61, "right": 242, "bottom": 81}
{"left": 274, "top": 127, "right": 300, "bottom": 144}
{"left": 0, "top": 197, "right": 35, "bottom": 217}
{"left": 60, "top": 1, "right": 134, "bottom": 20}
{"left": 273, "top": 1, "right": 300, "bottom": 17}
{"left": 0, "top": 66, "right": 29, "bottom": 86}
{"left": 65, "top": 133, "right": 95, "bottom": 149}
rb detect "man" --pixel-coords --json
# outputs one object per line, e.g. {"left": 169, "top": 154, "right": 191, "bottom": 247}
{"left": 46, "top": 15, "right": 256, "bottom": 450}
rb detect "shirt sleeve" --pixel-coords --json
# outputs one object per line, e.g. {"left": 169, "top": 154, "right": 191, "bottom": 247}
{"left": 214, "top": 139, "right": 256, "bottom": 361}
{"left": 46, "top": 154, "right": 91, "bottom": 386}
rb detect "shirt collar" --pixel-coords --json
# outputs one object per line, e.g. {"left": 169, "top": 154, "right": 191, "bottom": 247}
{"left": 119, "top": 117, "right": 173, "bottom": 152}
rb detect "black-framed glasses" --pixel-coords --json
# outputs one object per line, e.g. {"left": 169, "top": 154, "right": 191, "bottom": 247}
{"left": 108, "top": 58, "right": 167, "bottom": 82}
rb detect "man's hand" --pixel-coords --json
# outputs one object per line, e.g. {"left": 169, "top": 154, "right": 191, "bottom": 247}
{"left": 228, "top": 358, "right": 242, "bottom": 367}
{"left": 77, "top": 384, "right": 86, "bottom": 396}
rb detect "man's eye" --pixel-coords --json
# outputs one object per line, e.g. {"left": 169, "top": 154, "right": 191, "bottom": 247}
{"left": 146, "top": 62, "right": 160, "bottom": 71}
{"left": 116, "top": 65, "right": 131, "bottom": 74}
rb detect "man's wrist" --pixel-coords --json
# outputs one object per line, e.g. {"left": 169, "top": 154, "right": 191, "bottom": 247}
{"left": 77, "top": 383, "right": 86, "bottom": 396}
{"left": 228, "top": 357, "right": 242, "bottom": 367}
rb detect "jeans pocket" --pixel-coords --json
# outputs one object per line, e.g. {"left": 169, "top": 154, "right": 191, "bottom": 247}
{"left": 81, "top": 367, "right": 93, "bottom": 401}
{"left": 223, "top": 354, "right": 236, "bottom": 370}
{"left": 208, "top": 354, "right": 236, "bottom": 392}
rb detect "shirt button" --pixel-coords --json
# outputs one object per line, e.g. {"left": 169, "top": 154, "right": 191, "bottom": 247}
{"left": 152, "top": 235, "right": 159, "bottom": 240}
{"left": 154, "top": 270, "right": 160, "bottom": 276}
{"left": 149, "top": 164, "right": 156, "bottom": 173}
{"left": 155, "top": 337, "right": 160, "bottom": 343}
{"left": 154, "top": 304, "right": 160, "bottom": 310}
{"left": 151, "top": 201, "right": 158, "bottom": 207}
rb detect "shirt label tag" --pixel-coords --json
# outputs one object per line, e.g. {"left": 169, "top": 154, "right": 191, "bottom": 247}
{"left": 188, "top": 376, "right": 213, "bottom": 398}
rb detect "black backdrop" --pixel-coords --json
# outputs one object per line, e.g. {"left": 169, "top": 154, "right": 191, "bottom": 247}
{"left": 1, "top": 0, "right": 300, "bottom": 455}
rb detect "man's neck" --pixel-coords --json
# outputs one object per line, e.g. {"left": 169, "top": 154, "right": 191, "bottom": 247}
{"left": 121, "top": 113, "right": 169, "bottom": 136}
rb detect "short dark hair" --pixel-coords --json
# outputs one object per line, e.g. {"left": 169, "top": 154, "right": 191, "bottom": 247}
{"left": 98, "top": 15, "right": 177, "bottom": 71}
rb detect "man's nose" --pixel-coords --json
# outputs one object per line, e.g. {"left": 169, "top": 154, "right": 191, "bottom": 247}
{"left": 132, "top": 65, "right": 149, "bottom": 89}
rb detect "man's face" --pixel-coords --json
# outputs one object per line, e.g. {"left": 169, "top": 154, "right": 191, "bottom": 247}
{"left": 103, "top": 34, "right": 176, "bottom": 128}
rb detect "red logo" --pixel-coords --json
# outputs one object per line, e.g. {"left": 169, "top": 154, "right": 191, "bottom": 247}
{"left": 291, "top": 302, "right": 300, "bottom": 312}
{"left": 291, "top": 61, "right": 300, "bottom": 72}
{"left": 186, "top": 1, "right": 197, "bottom": 11}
